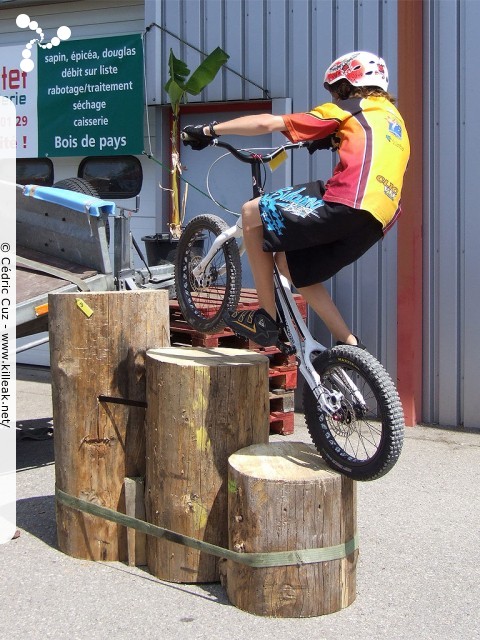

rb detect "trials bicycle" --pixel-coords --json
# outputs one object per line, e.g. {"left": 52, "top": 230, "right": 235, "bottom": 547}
{"left": 175, "top": 136, "right": 404, "bottom": 481}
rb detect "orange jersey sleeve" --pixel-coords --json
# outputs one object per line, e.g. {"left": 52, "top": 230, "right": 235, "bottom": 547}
{"left": 283, "top": 106, "right": 341, "bottom": 142}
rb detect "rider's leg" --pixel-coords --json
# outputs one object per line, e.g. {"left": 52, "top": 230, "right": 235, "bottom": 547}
{"left": 274, "top": 252, "right": 359, "bottom": 346}
{"left": 242, "top": 198, "right": 276, "bottom": 319}
{"left": 300, "top": 282, "right": 359, "bottom": 345}
{"left": 222, "top": 198, "right": 279, "bottom": 347}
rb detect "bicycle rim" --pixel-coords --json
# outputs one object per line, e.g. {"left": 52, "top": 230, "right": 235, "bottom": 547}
{"left": 303, "top": 345, "right": 404, "bottom": 481}
{"left": 174, "top": 214, "right": 242, "bottom": 333}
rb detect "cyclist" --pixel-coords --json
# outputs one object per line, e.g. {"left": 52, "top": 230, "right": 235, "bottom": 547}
{"left": 182, "top": 51, "right": 410, "bottom": 349}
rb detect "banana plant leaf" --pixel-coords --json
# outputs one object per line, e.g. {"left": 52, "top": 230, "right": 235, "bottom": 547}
{"left": 164, "top": 46, "right": 229, "bottom": 232}
{"left": 164, "top": 47, "right": 229, "bottom": 106}
{"left": 185, "top": 46, "right": 229, "bottom": 95}
{"left": 164, "top": 50, "right": 189, "bottom": 107}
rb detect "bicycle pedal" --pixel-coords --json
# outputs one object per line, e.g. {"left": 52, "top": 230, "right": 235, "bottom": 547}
{"left": 231, "top": 330, "right": 248, "bottom": 343}
{"left": 276, "top": 340, "right": 296, "bottom": 356}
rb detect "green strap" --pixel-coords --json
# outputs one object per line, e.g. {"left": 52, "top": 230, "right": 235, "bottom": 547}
{"left": 56, "top": 488, "right": 358, "bottom": 568}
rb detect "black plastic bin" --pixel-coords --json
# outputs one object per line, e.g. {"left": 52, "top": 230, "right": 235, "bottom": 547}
{"left": 142, "top": 234, "right": 179, "bottom": 266}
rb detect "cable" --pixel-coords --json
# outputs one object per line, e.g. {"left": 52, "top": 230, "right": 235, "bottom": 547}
{"left": 145, "top": 147, "right": 277, "bottom": 218}
{"left": 206, "top": 148, "right": 274, "bottom": 216}
{"left": 205, "top": 152, "right": 240, "bottom": 216}
{"left": 141, "top": 33, "right": 153, "bottom": 158}
{"left": 144, "top": 22, "right": 271, "bottom": 99}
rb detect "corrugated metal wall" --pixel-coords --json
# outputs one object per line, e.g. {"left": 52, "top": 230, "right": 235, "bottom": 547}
{"left": 2, "top": 0, "right": 409, "bottom": 406}
{"left": 423, "top": 0, "right": 480, "bottom": 428}
{"left": 145, "top": 0, "right": 400, "bottom": 373}
{"left": 4, "top": 0, "right": 479, "bottom": 427}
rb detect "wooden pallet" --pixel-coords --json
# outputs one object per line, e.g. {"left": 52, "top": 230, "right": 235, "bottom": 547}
{"left": 169, "top": 289, "right": 305, "bottom": 435}
{"left": 170, "top": 327, "right": 245, "bottom": 349}
{"left": 269, "top": 389, "right": 295, "bottom": 414}
{"left": 169, "top": 288, "right": 307, "bottom": 329}
{"left": 268, "top": 363, "right": 298, "bottom": 391}
{"left": 269, "top": 411, "right": 295, "bottom": 435}
{"left": 170, "top": 328, "right": 296, "bottom": 365}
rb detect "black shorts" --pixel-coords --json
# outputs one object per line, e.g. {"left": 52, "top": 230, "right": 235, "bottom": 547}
{"left": 259, "top": 180, "right": 383, "bottom": 288}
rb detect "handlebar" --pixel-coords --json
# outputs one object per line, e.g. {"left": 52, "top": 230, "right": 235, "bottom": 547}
{"left": 180, "top": 132, "right": 310, "bottom": 164}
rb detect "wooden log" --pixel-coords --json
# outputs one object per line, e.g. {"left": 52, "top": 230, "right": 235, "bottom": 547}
{"left": 124, "top": 477, "right": 147, "bottom": 567}
{"left": 145, "top": 347, "right": 270, "bottom": 583}
{"left": 50, "top": 290, "right": 170, "bottom": 561}
{"left": 224, "top": 442, "right": 357, "bottom": 617}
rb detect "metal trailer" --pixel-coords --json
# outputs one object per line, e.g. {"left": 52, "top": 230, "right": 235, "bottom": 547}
{"left": 16, "top": 183, "right": 174, "bottom": 351}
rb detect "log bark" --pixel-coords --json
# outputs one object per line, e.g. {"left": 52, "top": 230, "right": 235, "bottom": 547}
{"left": 224, "top": 442, "right": 357, "bottom": 617}
{"left": 50, "top": 290, "right": 170, "bottom": 561}
{"left": 145, "top": 347, "right": 270, "bottom": 583}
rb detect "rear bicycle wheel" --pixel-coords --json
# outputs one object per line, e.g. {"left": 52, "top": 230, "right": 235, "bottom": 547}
{"left": 303, "top": 345, "right": 404, "bottom": 481}
{"left": 175, "top": 214, "right": 242, "bottom": 333}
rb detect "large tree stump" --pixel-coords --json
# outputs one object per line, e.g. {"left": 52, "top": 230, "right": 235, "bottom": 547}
{"left": 145, "top": 347, "right": 270, "bottom": 583}
{"left": 50, "top": 290, "right": 170, "bottom": 561}
{"left": 224, "top": 442, "right": 358, "bottom": 617}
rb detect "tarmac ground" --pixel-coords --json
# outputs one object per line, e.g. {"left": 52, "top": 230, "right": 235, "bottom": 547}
{"left": 3, "top": 364, "right": 480, "bottom": 640}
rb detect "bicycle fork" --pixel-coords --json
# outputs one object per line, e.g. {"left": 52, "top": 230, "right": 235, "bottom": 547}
{"left": 191, "top": 220, "right": 244, "bottom": 286}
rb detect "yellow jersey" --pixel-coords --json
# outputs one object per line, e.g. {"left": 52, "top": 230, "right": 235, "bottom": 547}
{"left": 283, "top": 96, "right": 410, "bottom": 230}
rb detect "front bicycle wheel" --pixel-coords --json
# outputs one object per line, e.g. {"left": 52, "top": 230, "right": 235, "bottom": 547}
{"left": 303, "top": 345, "right": 404, "bottom": 481}
{"left": 175, "top": 214, "right": 242, "bottom": 333}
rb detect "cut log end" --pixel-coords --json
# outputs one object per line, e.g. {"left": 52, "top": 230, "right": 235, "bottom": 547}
{"left": 226, "top": 441, "right": 358, "bottom": 617}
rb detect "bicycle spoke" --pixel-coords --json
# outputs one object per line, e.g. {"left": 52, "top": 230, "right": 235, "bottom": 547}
{"left": 175, "top": 214, "right": 242, "bottom": 333}
{"left": 320, "top": 363, "right": 388, "bottom": 463}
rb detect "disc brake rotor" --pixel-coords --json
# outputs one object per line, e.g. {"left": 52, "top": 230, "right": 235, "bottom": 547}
{"left": 328, "top": 400, "right": 356, "bottom": 437}
{"left": 189, "top": 254, "right": 219, "bottom": 290}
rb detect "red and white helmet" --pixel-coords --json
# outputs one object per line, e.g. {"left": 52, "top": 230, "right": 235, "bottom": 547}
{"left": 324, "top": 51, "right": 389, "bottom": 92}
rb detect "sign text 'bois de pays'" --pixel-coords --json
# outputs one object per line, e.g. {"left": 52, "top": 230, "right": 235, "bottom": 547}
{"left": 37, "top": 34, "right": 143, "bottom": 157}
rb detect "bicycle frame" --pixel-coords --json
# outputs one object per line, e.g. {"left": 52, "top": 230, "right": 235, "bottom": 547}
{"left": 178, "top": 134, "right": 404, "bottom": 480}
{"left": 185, "top": 136, "right": 368, "bottom": 418}
{"left": 190, "top": 217, "right": 363, "bottom": 416}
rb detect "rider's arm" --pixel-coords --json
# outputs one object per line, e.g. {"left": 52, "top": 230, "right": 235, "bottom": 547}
{"left": 203, "top": 114, "right": 287, "bottom": 137}
{"left": 282, "top": 104, "right": 345, "bottom": 142}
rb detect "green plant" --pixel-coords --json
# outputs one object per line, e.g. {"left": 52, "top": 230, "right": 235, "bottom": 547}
{"left": 165, "top": 46, "right": 229, "bottom": 237}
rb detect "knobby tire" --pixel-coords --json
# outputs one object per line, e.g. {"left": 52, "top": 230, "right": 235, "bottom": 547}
{"left": 303, "top": 345, "right": 404, "bottom": 481}
{"left": 175, "top": 214, "right": 242, "bottom": 333}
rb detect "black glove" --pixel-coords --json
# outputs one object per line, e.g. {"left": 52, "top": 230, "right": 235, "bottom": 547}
{"left": 181, "top": 124, "right": 211, "bottom": 151}
{"left": 307, "top": 134, "right": 340, "bottom": 154}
